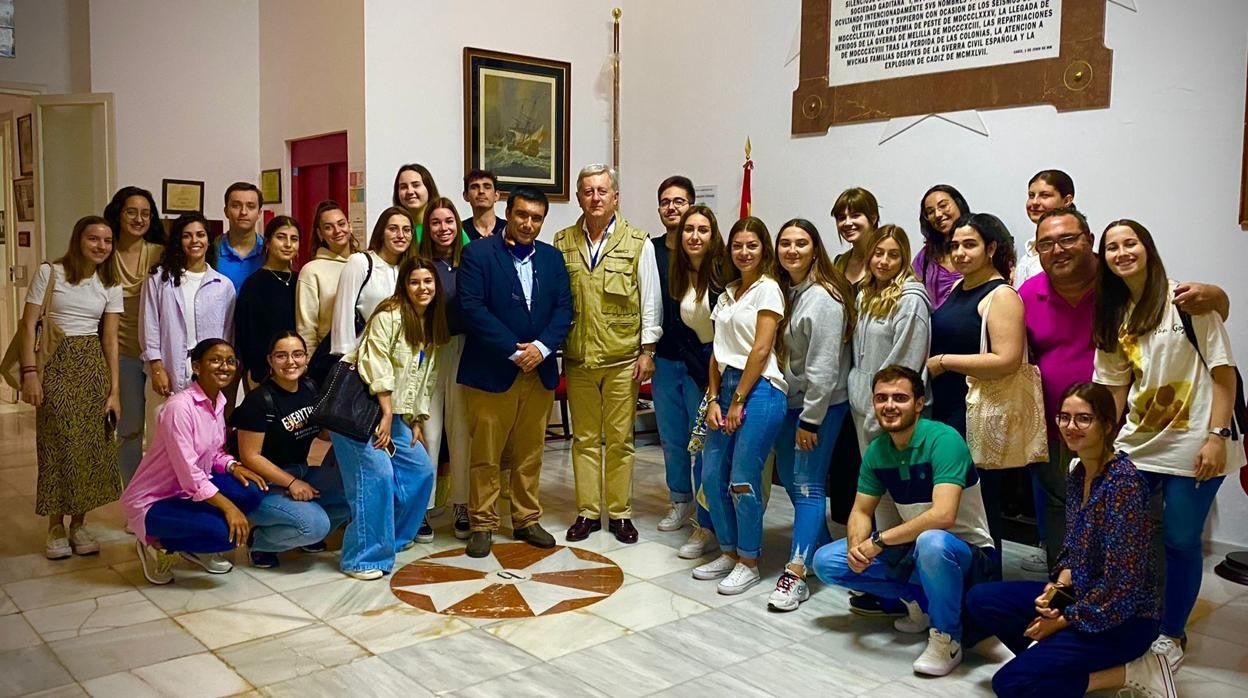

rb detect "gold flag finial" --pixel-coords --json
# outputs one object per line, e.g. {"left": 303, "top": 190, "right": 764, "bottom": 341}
{"left": 612, "top": 7, "right": 622, "bottom": 22}
{"left": 745, "top": 136, "right": 752, "bottom": 160}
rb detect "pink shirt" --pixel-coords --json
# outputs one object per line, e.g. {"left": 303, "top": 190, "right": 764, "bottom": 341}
{"left": 1018, "top": 272, "right": 1095, "bottom": 440}
{"left": 121, "top": 383, "right": 234, "bottom": 543}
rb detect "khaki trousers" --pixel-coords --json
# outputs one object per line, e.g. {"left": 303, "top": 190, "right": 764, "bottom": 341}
{"left": 464, "top": 372, "right": 554, "bottom": 532}
{"left": 566, "top": 362, "right": 638, "bottom": 519}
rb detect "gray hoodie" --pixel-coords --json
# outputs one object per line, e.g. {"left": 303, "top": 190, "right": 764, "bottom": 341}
{"left": 782, "top": 279, "right": 850, "bottom": 430}
{"left": 848, "top": 280, "right": 932, "bottom": 440}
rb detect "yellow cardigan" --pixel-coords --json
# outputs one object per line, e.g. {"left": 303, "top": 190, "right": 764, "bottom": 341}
{"left": 345, "top": 305, "right": 438, "bottom": 421}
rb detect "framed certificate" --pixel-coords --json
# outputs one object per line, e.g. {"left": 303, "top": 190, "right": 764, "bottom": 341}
{"left": 162, "top": 178, "right": 205, "bottom": 214}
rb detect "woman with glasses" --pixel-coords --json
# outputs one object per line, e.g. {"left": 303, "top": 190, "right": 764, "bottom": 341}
{"left": 915, "top": 185, "right": 972, "bottom": 310}
{"left": 232, "top": 332, "right": 349, "bottom": 568}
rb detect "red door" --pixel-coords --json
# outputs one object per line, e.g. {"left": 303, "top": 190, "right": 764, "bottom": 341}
{"left": 290, "top": 132, "right": 349, "bottom": 267}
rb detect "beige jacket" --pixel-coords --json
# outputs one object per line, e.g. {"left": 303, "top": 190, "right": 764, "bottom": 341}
{"left": 295, "top": 247, "right": 350, "bottom": 356}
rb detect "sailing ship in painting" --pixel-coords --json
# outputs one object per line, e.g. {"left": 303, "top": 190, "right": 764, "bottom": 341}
{"left": 485, "top": 94, "right": 552, "bottom": 179}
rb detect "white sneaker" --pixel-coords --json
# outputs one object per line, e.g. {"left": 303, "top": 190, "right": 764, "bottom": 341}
{"left": 717, "top": 562, "right": 761, "bottom": 595}
{"left": 894, "top": 599, "right": 931, "bottom": 633}
{"left": 135, "top": 539, "right": 175, "bottom": 585}
{"left": 678, "top": 527, "right": 716, "bottom": 559}
{"left": 912, "top": 628, "right": 962, "bottom": 676}
{"left": 346, "top": 569, "right": 385, "bottom": 581}
{"left": 45, "top": 528, "right": 71, "bottom": 560}
{"left": 658, "top": 502, "right": 694, "bottom": 531}
{"left": 1020, "top": 548, "right": 1048, "bottom": 574}
{"left": 179, "top": 552, "right": 234, "bottom": 574}
{"left": 1149, "top": 634, "right": 1185, "bottom": 673}
{"left": 692, "top": 554, "right": 736, "bottom": 580}
{"left": 1124, "top": 651, "right": 1178, "bottom": 697}
{"left": 68, "top": 526, "right": 100, "bottom": 555}
{"left": 767, "top": 571, "right": 810, "bottom": 611}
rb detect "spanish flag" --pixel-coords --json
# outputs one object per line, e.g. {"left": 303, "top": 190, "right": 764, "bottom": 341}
{"left": 740, "top": 136, "right": 753, "bottom": 219}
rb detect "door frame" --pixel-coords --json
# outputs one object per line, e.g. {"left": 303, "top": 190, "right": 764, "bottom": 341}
{"left": 31, "top": 92, "right": 117, "bottom": 255}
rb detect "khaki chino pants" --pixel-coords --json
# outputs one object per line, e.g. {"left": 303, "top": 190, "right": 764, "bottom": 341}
{"left": 566, "top": 361, "right": 638, "bottom": 520}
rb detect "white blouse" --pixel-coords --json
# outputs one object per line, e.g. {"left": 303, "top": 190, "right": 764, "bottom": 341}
{"left": 25, "top": 263, "right": 122, "bottom": 336}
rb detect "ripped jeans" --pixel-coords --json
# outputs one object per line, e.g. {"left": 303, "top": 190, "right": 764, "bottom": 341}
{"left": 774, "top": 402, "right": 848, "bottom": 571}
{"left": 702, "top": 367, "right": 787, "bottom": 560}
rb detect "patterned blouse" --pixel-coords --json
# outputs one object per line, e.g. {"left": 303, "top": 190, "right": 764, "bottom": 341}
{"left": 1055, "top": 451, "right": 1160, "bottom": 633}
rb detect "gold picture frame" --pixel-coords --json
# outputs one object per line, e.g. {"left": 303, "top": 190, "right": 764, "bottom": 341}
{"left": 260, "top": 168, "right": 282, "bottom": 205}
{"left": 162, "top": 178, "right": 205, "bottom": 214}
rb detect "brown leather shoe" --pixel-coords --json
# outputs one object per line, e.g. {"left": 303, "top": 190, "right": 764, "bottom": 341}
{"left": 565, "top": 516, "right": 602, "bottom": 542}
{"left": 514, "top": 523, "right": 556, "bottom": 548}
{"left": 608, "top": 518, "right": 639, "bottom": 544}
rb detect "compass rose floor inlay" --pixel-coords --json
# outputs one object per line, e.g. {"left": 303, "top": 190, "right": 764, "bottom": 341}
{"left": 389, "top": 542, "right": 625, "bottom": 618}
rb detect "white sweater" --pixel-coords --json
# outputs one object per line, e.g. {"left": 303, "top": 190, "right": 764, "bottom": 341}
{"left": 330, "top": 250, "right": 399, "bottom": 355}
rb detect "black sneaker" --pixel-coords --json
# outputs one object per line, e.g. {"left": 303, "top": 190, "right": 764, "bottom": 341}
{"left": 416, "top": 518, "right": 435, "bottom": 544}
{"left": 453, "top": 504, "right": 470, "bottom": 541}
{"left": 849, "top": 591, "right": 906, "bottom": 617}
{"left": 300, "top": 540, "right": 328, "bottom": 553}
{"left": 250, "top": 550, "right": 280, "bottom": 568}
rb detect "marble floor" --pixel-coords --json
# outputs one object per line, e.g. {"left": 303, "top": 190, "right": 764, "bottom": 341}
{"left": 1, "top": 405, "right": 1247, "bottom": 697}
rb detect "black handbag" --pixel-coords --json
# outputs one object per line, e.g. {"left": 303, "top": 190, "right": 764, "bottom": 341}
{"left": 308, "top": 360, "right": 381, "bottom": 442}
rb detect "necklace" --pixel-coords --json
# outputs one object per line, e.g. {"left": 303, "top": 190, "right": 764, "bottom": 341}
{"left": 268, "top": 269, "right": 292, "bottom": 286}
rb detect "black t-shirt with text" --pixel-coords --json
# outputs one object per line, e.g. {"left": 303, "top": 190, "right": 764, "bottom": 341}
{"left": 230, "top": 379, "right": 319, "bottom": 467}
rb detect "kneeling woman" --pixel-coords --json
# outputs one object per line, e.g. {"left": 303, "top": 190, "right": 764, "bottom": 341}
{"left": 967, "top": 382, "right": 1170, "bottom": 698}
{"left": 232, "top": 332, "right": 350, "bottom": 568}
{"left": 330, "top": 257, "right": 447, "bottom": 580}
{"left": 122, "top": 339, "right": 268, "bottom": 585}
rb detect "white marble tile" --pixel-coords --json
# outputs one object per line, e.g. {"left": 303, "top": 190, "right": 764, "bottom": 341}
{"left": 24, "top": 591, "right": 166, "bottom": 642}
{"left": 802, "top": 623, "right": 930, "bottom": 683}
{"left": 719, "top": 582, "right": 853, "bottom": 642}
{"left": 48, "top": 618, "right": 205, "bottom": 681}
{"left": 380, "top": 630, "right": 539, "bottom": 694}
{"left": 1190, "top": 599, "right": 1248, "bottom": 646}
{"left": 175, "top": 594, "right": 316, "bottom": 650}
{"left": 485, "top": 610, "right": 630, "bottom": 661}
{"left": 327, "top": 603, "right": 472, "bottom": 654}
{"left": 82, "top": 653, "right": 251, "bottom": 698}
{"left": 584, "top": 580, "right": 709, "bottom": 631}
{"left": 237, "top": 555, "right": 347, "bottom": 593}
{"left": 0, "top": 541, "right": 134, "bottom": 586}
{"left": 642, "top": 608, "right": 791, "bottom": 668}
{"left": 0, "top": 613, "right": 41, "bottom": 651}
{"left": 0, "top": 589, "right": 16, "bottom": 616}
{"left": 550, "top": 633, "right": 709, "bottom": 697}
{"left": 451, "top": 662, "right": 607, "bottom": 698}
{"left": 3, "top": 567, "right": 134, "bottom": 612}
{"left": 724, "top": 642, "right": 886, "bottom": 696}
{"left": 0, "top": 645, "right": 75, "bottom": 698}
{"left": 261, "top": 656, "right": 431, "bottom": 698}
{"left": 1184, "top": 631, "right": 1248, "bottom": 686}
{"left": 1175, "top": 673, "right": 1248, "bottom": 698}
{"left": 601, "top": 541, "right": 704, "bottom": 580}
{"left": 649, "top": 671, "right": 776, "bottom": 698}
{"left": 282, "top": 577, "right": 399, "bottom": 620}
{"left": 113, "top": 561, "right": 273, "bottom": 615}
{"left": 215, "top": 624, "right": 367, "bottom": 688}
{"left": 26, "top": 683, "right": 88, "bottom": 698}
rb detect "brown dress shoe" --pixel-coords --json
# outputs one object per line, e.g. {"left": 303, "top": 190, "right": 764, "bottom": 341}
{"left": 514, "top": 523, "right": 556, "bottom": 548}
{"left": 608, "top": 518, "right": 639, "bottom": 544}
{"left": 565, "top": 516, "right": 602, "bottom": 542}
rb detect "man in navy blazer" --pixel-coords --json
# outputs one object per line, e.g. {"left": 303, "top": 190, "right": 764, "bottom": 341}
{"left": 457, "top": 186, "right": 572, "bottom": 557}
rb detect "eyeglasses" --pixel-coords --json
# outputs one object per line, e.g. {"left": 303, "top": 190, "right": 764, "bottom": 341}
{"left": 123, "top": 208, "right": 151, "bottom": 220}
{"left": 203, "top": 356, "right": 238, "bottom": 368}
{"left": 271, "top": 351, "right": 307, "bottom": 362}
{"left": 1055, "top": 413, "right": 1095, "bottom": 429}
{"left": 659, "top": 198, "right": 689, "bottom": 209}
{"left": 1035, "top": 234, "right": 1084, "bottom": 254}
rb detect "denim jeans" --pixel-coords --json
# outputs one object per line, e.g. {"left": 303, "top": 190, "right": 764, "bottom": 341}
{"left": 652, "top": 356, "right": 712, "bottom": 529}
{"left": 330, "top": 415, "right": 434, "bottom": 573}
{"left": 813, "top": 529, "right": 974, "bottom": 641}
{"left": 774, "top": 402, "right": 847, "bottom": 569}
{"left": 117, "top": 355, "right": 148, "bottom": 484}
{"left": 702, "top": 367, "right": 787, "bottom": 560}
{"left": 145, "top": 473, "right": 265, "bottom": 554}
{"left": 967, "top": 581, "right": 1158, "bottom": 697}
{"left": 249, "top": 462, "right": 352, "bottom": 553}
{"left": 1143, "top": 471, "right": 1225, "bottom": 638}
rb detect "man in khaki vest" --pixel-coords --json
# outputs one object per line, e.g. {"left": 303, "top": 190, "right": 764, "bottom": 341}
{"left": 553, "top": 164, "right": 662, "bottom": 544}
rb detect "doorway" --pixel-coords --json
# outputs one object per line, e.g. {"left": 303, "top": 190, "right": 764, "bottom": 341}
{"left": 290, "top": 132, "right": 348, "bottom": 267}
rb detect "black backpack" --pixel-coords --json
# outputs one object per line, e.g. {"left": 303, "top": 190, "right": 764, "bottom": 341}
{"left": 1178, "top": 309, "right": 1247, "bottom": 443}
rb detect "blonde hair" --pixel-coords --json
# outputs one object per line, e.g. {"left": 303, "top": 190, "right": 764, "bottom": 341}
{"left": 859, "top": 224, "right": 917, "bottom": 319}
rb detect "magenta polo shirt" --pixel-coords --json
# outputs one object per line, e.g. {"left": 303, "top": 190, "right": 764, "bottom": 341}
{"left": 1019, "top": 272, "right": 1095, "bottom": 440}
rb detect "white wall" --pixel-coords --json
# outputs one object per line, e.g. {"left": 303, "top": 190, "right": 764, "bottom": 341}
{"left": 362, "top": 0, "right": 618, "bottom": 236}
{"left": 0, "top": 0, "right": 90, "bottom": 93}
{"left": 258, "top": 0, "right": 364, "bottom": 216}
{"left": 89, "top": 0, "right": 259, "bottom": 220}
{"left": 621, "top": 0, "right": 1248, "bottom": 546}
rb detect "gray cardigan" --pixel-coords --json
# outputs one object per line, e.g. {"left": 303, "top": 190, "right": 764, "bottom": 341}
{"left": 848, "top": 280, "right": 932, "bottom": 440}
{"left": 782, "top": 279, "right": 850, "bottom": 431}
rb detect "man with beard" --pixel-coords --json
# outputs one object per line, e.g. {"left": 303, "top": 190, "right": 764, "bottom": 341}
{"left": 812, "top": 365, "right": 994, "bottom": 677}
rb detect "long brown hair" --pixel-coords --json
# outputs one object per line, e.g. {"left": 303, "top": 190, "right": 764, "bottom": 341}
{"left": 369, "top": 257, "right": 449, "bottom": 350}
{"left": 1093, "top": 219, "right": 1169, "bottom": 353}
{"left": 859, "top": 224, "right": 918, "bottom": 319}
{"left": 60, "top": 215, "right": 119, "bottom": 286}
{"left": 775, "top": 218, "right": 856, "bottom": 345}
{"left": 417, "top": 197, "right": 466, "bottom": 267}
{"left": 727, "top": 216, "right": 785, "bottom": 359}
{"left": 669, "top": 205, "right": 735, "bottom": 302}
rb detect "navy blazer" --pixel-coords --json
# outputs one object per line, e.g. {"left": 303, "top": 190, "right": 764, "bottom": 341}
{"left": 457, "top": 233, "right": 573, "bottom": 393}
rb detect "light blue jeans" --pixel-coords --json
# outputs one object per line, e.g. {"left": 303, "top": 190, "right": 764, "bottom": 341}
{"left": 1143, "top": 471, "right": 1225, "bottom": 638}
{"left": 652, "top": 356, "right": 713, "bottom": 529}
{"left": 813, "top": 529, "right": 975, "bottom": 641}
{"left": 117, "top": 355, "right": 148, "bottom": 484}
{"left": 330, "top": 415, "right": 434, "bottom": 573}
{"left": 774, "top": 402, "right": 848, "bottom": 569}
{"left": 249, "top": 462, "right": 352, "bottom": 553}
{"left": 702, "top": 367, "right": 787, "bottom": 560}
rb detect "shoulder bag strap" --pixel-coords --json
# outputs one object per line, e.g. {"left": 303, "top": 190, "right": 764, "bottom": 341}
{"left": 353, "top": 252, "right": 374, "bottom": 332}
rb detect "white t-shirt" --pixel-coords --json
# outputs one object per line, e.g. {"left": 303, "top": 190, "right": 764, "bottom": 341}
{"left": 710, "top": 276, "right": 787, "bottom": 393}
{"left": 25, "top": 263, "right": 122, "bottom": 336}
{"left": 1093, "top": 280, "right": 1246, "bottom": 477}
{"left": 680, "top": 287, "right": 714, "bottom": 343}
{"left": 181, "top": 270, "right": 207, "bottom": 349}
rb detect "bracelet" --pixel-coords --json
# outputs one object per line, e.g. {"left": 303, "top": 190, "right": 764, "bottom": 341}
{"left": 938, "top": 355, "right": 946, "bottom": 370}
{"left": 20, "top": 367, "right": 37, "bottom": 375}
{"left": 288, "top": 477, "right": 299, "bottom": 488}
{"left": 20, "top": 364, "right": 35, "bottom": 370}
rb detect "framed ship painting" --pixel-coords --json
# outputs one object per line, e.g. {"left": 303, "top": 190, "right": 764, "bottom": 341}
{"left": 464, "top": 48, "right": 571, "bottom": 202}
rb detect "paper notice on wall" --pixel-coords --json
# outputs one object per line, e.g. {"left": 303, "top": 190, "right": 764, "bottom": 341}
{"left": 694, "top": 185, "right": 719, "bottom": 221}
{"left": 829, "top": 0, "right": 1061, "bottom": 86}
{"left": 349, "top": 201, "right": 367, "bottom": 245}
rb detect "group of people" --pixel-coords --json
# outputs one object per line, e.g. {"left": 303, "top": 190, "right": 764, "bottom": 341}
{"left": 13, "top": 160, "right": 1242, "bottom": 697}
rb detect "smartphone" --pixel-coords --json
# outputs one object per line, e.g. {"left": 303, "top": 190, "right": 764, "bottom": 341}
{"left": 104, "top": 410, "right": 118, "bottom": 441}
{"left": 1042, "top": 583, "right": 1078, "bottom": 611}
{"left": 383, "top": 442, "right": 396, "bottom": 458}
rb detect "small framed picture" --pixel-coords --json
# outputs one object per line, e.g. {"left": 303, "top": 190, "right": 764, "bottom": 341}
{"left": 17, "top": 113, "right": 33, "bottom": 176}
{"left": 260, "top": 168, "right": 282, "bottom": 205}
{"left": 162, "top": 178, "right": 205, "bottom": 214}
{"left": 13, "top": 176, "right": 34, "bottom": 222}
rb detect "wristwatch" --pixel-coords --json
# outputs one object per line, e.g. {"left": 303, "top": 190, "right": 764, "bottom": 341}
{"left": 1210, "top": 427, "right": 1232, "bottom": 439}
{"left": 642, "top": 350, "right": 656, "bottom": 359}
{"left": 870, "top": 531, "right": 889, "bottom": 550}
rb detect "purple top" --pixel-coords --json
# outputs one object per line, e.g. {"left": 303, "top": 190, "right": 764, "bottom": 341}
{"left": 912, "top": 247, "right": 961, "bottom": 311}
{"left": 1018, "top": 272, "right": 1095, "bottom": 440}
{"left": 140, "top": 267, "right": 236, "bottom": 393}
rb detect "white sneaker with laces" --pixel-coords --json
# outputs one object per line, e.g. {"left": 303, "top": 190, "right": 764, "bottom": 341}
{"left": 767, "top": 571, "right": 810, "bottom": 611}
{"left": 135, "top": 539, "right": 175, "bottom": 585}
{"left": 717, "top": 562, "right": 761, "bottom": 595}
{"left": 894, "top": 599, "right": 931, "bottom": 633}
{"left": 692, "top": 554, "right": 736, "bottom": 580}
{"left": 1020, "top": 548, "right": 1048, "bottom": 574}
{"left": 179, "top": 551, "right": 234, "bottom": 574}
{"left": 346, "top": 569, "right": 385, "bottom": 581}
{"left": 69, "top": 526, "right": 100, "bottom": 555}
{"left": 1149, "top": 634, "right": 1184, "bottom": 673}
{"left": 1123, "top": 651, "right": 1178, "bottom": 697}
{"left": 678, "top": 527, "right": 716, "bottom": 559}
{"left": 658, "top": 502, "right": 694, "bottom": 531}
{"left": 45, "top": 527, "right": 71, "bottom": 560}
{"left": 912, "top": 628, "right": 962, "bottom": 676}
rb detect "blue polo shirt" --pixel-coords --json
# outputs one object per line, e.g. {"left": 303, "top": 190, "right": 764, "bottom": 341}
{"left": 215, "top": 232, "right": 265, "bottom": 292}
